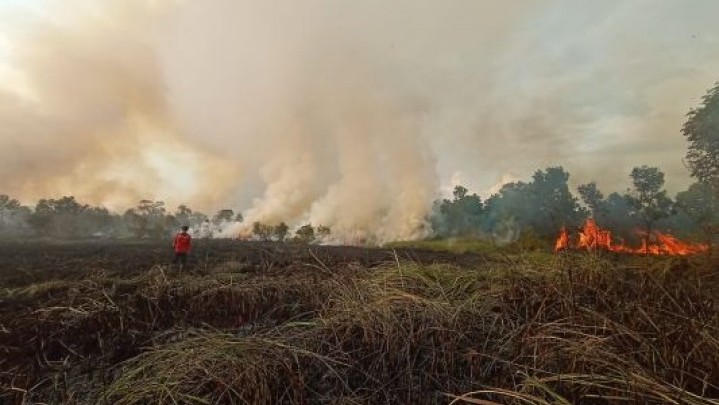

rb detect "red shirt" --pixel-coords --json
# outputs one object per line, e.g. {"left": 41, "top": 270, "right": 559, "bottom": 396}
{"left": 173, "top": 232, "right": 192, "bottom": 253}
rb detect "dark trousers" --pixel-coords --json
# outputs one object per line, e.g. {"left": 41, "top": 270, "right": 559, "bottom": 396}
{"left": 173, "top": 252, "right": 188, "bottom": 266}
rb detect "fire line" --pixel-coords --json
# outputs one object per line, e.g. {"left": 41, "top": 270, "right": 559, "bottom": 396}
{"left": 555, "top": 218, "right": 708, "bottom": 256}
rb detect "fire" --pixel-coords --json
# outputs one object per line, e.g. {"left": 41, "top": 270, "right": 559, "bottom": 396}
{"left": 555, "top": 218, "right": 708, "bottom": 256}
{"left": 555, "top": 227, "right": 569, "bottom": 251}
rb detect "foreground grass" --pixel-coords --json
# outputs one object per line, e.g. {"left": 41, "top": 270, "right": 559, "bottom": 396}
{"left": 385, "top": 238, "right": 500, "bottom": 255}
{"left": 2, "top": 252, "right": 718, "bottom": 404}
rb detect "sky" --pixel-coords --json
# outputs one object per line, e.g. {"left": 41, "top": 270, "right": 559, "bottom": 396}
{"left": 1, "top": 0, "right": 718, "bottom": 240}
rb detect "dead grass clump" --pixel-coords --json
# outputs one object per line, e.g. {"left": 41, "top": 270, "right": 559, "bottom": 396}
{"left": 313, "top": 264, "right": 505, "bottom": 403}
{"left": 452, "top": 254, "right": 719, "bottom": 404}
{"left": 103, "top": 329, "right": 346, "bottom": 405}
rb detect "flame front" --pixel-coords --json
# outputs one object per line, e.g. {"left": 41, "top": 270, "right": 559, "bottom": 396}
{"left": 555, "top": 218, "right": 708, "bottom": 256}
{"left": 555, "top": 227, "right": 569, "bottom": 251}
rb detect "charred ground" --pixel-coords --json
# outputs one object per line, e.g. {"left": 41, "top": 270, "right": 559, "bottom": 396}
{"left": 0, "top": 240, "right": 487, "bottom": 288}
{"left": 1, "top": 241, "right": 717, "bottom": 404}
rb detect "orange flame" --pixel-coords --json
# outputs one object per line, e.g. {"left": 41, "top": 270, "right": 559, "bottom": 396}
{"left": 555, "top": 218, "right": 708, "bottom": 256}
{"left": 555, "top": 227, "right": 569, "bottom": 251}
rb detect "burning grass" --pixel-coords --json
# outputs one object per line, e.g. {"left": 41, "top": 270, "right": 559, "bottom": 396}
{"left": 556, "top": 218, "right": 709, "bottom": 256}
{"left": 1, "top": 244, "right": 717, "bottom": 404}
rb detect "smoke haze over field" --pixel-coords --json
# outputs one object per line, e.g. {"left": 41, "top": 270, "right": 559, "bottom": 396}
{"left": 1, "top": 0, "right": 719, "bottom": 241}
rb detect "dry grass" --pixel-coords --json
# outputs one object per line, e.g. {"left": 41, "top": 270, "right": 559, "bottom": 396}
{"left": 2, "top": 251, "right": 717, "bottom": 404}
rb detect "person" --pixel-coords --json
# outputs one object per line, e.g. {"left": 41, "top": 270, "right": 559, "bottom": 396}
{"left": 173, "top": 225, "right": 192, "bottom": 267}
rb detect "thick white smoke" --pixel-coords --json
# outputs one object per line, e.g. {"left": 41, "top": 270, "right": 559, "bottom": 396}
{"left": 2, "top": 0, "right": 719, "bottom": 242}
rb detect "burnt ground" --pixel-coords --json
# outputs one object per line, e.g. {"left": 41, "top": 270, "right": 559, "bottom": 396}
{"left": 0, "top": 240, "right": 492, "bottom": 403}
{"left": 0, "top": 240, "right": 717, "bottom": 404}
{"left": 0, "top": 239, "right": 488, "bottom": 288}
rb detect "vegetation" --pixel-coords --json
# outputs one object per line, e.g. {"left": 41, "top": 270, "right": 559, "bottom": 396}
{"left": 682, "top": 81, "right": 719, "bottom": 247}
{"left": 1, "top": 241, "right": 716, "bottom": 404}
{"left": 0, "top": 164, "right": 714, "bottom": 245}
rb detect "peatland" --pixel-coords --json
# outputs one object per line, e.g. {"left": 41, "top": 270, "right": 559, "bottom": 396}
{"left": 1, "top": 240, "right": 717, "bottom": 404}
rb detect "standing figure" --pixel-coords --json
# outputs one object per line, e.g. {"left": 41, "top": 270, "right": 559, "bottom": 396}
{"left": 173, "top": 225, "right": 192, "bottom": 267}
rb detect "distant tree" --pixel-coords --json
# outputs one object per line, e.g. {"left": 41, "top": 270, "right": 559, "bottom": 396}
{"left": 682, "top": 82, "right": 719, "bottom": 247}
{"left": 626, "top": 166, "right": 673, "bottom": 248}
{"left": 124, "top": 200, "right": 168, "bottom": 239}
{"left": 0, "top": 195, "right": 30, "bottom": 234}
{"left": 123, "top": 209, "right": 146, "bottom": 238}
{"left": 29, "top": 196, "right": 112, "bottom": 238}
{"left": 599, "top": 192, "right": 638, "bottom": 240}
{"left": 676, "top": 182, "right": 719, "bottom": 247}
{"left": 173, "top": 204, "right": 207, "bottom": 229}
{"left": 479, "top": 168, "right": 585, "bottom": 242}
{"left": 528, "top": 167, "right": 586, "bottom": 238}
{"left": 234, "top": 212, "right": 244, "bottom": 222}
{"left": 273, "top": 222, "right": 289, "bottom": 242}
{"left": 212, "top": 209, "right": 234, "bottom": 225}
{"left": 0, "top": 195, "right": 21, "bottom": 212}
{"left": 578, "top": 182, "right": 604, "bottom": 216}
{"left": 316, "top": 225, "right": 331, "bottom": 239}
{"left": 84, "top": 206, "right": 114, "bottom": 236}
{"left": 175, "top": 204, "right": 193, "bottom": 226}
{"left": 682, "top": 82, "right": 719, "bottom": 186}
{"left": 430, "top": 185, "right": 484, "bottom": 238}
{"left": 294, "top": 224, "right": 315, "bottom": 243}
{"left": 33, "top": 196, "right": 84, "bottom": 236}
{"left": 481, "top": 182, "right": 531, "bottom": 243}
{"left": 252, "top": 221, "right": 273, "bottom": 241}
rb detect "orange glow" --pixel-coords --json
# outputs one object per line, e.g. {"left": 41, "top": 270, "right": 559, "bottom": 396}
{"left": 555, "top": 227, "right": 569, "bottom": 251}
{"left": 555, "top": 218, "right": 708, "bottom": 256}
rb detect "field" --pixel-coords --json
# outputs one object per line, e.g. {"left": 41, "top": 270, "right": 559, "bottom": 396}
{"left": 1, "top": 241, "right": 718, "bottom": 404}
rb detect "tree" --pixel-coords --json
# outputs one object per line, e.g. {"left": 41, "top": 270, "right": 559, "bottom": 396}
{"left": 682, "top": 82, "right": 719, "bottom": 248}
{"left": 33, "top": 196, "right": 85, "bottom": 237}
{"left": 578, "top": 182, "right": 604, "bottom": 217}
{"left": 173, "top": 204, "right": 207, "bottom": 230}
{"left": 273, "top": 222, "right": 289, "bottom": 242}
{"left": 481, "top": 182, "right": 532, "bottom": 243}
{"left": 125, "top": 200, "right": 168, "bottom": 239}
{"left": 0, "top": 195, "right": 21, "bottom": 212}
{"left": 0, "top": 195, "right": 28, "bottom": 234}
{"left": 28, "top": 196, "right": 113, "bottom": 238}
{"left": 682, "top": 82, "right": 719, "bottom": 186}
{"left": 600, "top": 192, "right": 638, "bottom": 240}
{"left": 294, "top": 224, "right": 315, "bottom": 243}
{"left": 430, "top": 185, "right": 484, "bottom": 238}
{"left": 626, "top": 166, "right": 673, "bottom": 249}
{"left": 212, "top": 209, "right": 235, "bottom": 225}
{"left": 316, "top": 225, "right": 331, "bottom": 239}
{"left": 529, "top": 167, "right": 585, "bottom": 238}
{"left": 123, "top": 209, "right": 146, "bottom": 238}
{"left": 175, "top": 205, "right": 193, "bottom": 226}
{"left": 479, "top": 168, "right": 585, "bottom": 242}
{"left": 252, "top": 221, "right": 273, "bottom": 241}
{"left": 676, "top": 182, "right": 719, "bottom": 247}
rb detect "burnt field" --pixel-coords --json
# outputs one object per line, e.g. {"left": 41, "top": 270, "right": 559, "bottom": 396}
{"left": 1, "top": 241, "right": 718, "bottom": 404}
{"left": 0, "top": 240, "right": 486, "bottom": 288}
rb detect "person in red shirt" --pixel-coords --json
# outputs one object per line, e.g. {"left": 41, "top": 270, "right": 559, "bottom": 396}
{"left": 173, "top": 225, "right": 192, "bottom": 267}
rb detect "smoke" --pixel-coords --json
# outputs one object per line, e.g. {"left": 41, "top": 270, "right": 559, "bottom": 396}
{"left": 0, "top": 1, "right": 240, "bottom": 211}
{"left": 1, "top": 0, "right": 719, "bottom": 242}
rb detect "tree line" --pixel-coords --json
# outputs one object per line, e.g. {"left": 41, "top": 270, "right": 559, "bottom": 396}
{"left": 431, "top": 165, "right": 715, "bottom": 246}
{"left": 0, "top": 196, "right": 333, "bottom": 243}
{"left": 0, "top": 197, "right": 240, "bottom": 240}
{"left": 432, "top": 80, "right": 719, "bottom": 247}
{"left": 0, "top": 162, "right": 711, "bottom": 245}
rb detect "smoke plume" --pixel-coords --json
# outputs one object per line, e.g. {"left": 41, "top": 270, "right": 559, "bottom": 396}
{"left": 1, "top": 0, "right": 719, "bottom": 242}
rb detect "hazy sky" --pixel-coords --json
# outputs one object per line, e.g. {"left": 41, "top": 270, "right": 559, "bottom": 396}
{"left": 1, "top": 0, "right": 718, "bottom": 239}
